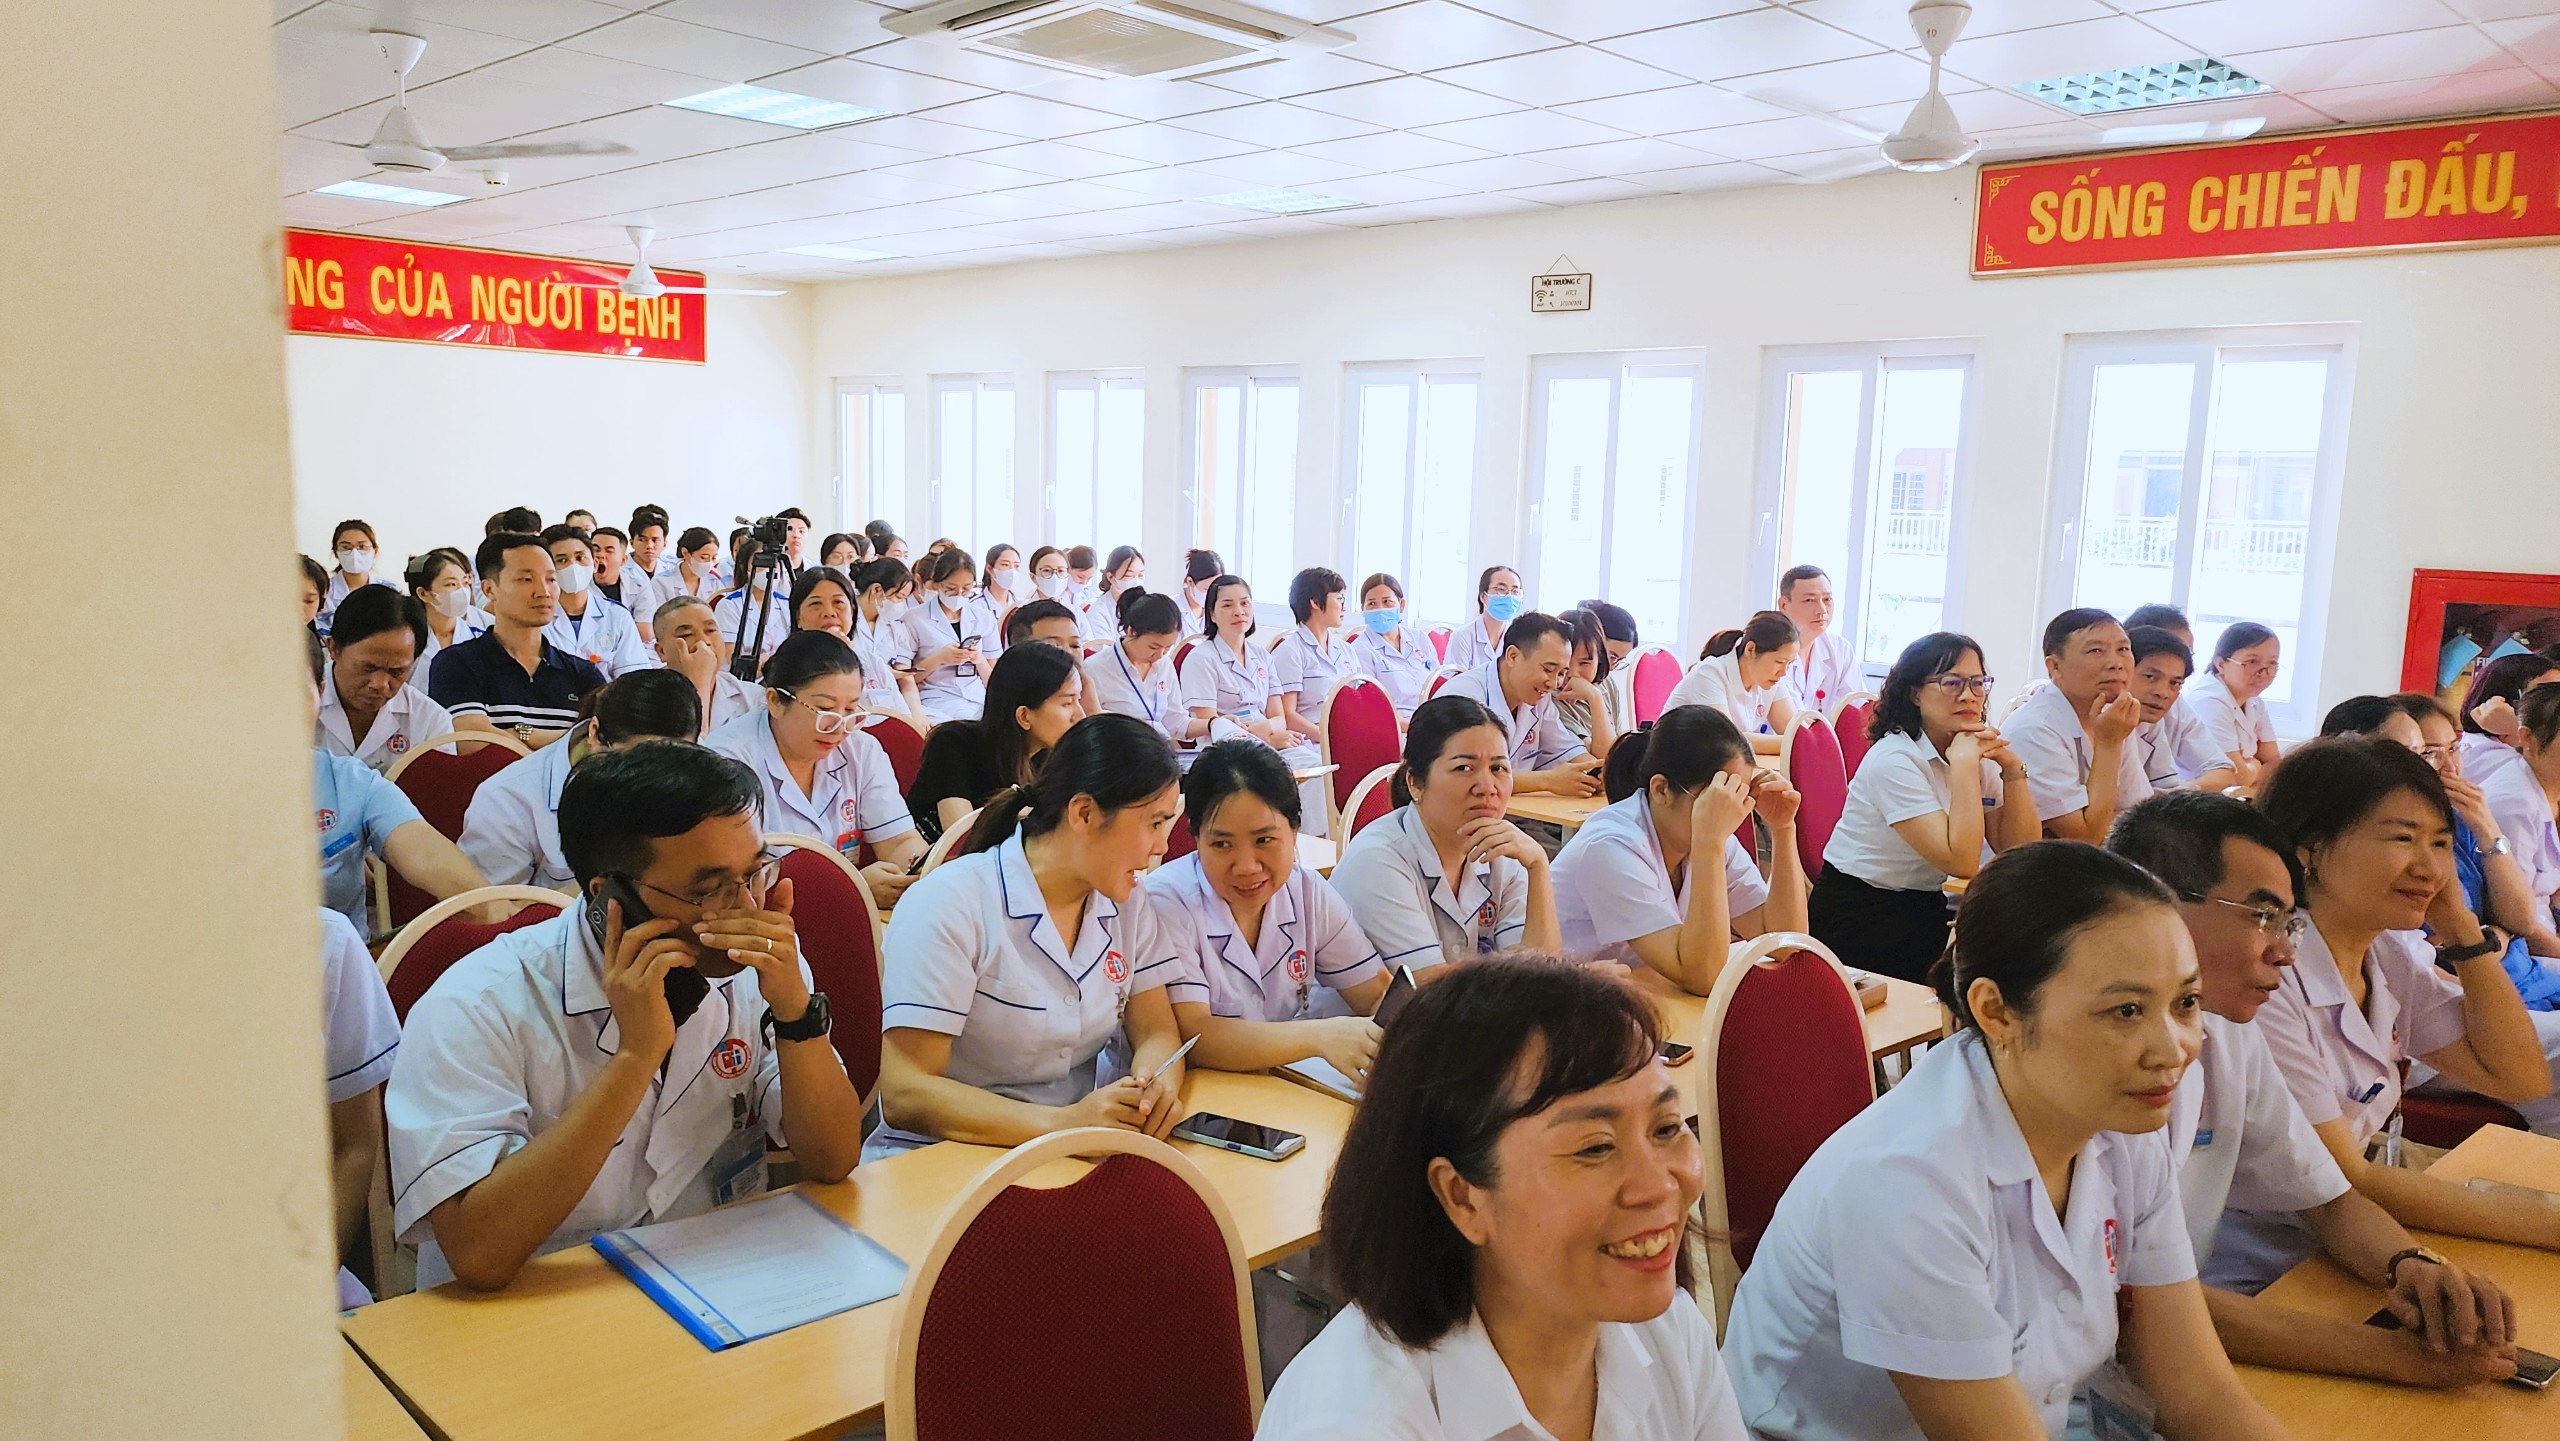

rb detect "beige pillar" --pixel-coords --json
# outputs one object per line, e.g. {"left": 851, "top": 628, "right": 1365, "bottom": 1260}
{"left": 0, "top": 2, "right": 342, "bottom": 1437}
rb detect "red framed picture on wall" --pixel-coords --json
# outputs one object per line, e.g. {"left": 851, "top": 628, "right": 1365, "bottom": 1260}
{"left": 2402, "top": 568, "right": 2560, "bottom": 707}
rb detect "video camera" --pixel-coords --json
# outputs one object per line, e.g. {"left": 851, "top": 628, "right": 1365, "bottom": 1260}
{"left": 742, "top": 514, "right": 790, "bottom": 554}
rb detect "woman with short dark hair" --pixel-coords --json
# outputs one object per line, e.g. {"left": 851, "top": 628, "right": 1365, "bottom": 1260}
{"left": 1259, "top": 957, "right": 1744, "bottom": 1440}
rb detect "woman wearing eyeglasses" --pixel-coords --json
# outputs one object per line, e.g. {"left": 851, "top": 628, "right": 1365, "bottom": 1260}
{"left": 704, "top": 631, "right": 924, "bottom": 910}
{"left": 1808, "top": 632, "right": 2039, "bottom": 984}
{"left": 2179, "top": 622, "right": 2285, "bottom": 792}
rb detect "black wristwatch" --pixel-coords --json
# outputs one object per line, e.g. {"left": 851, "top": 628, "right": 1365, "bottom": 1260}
{"left": 763, "top": 991, "right": 832, "bottom": 1043}
{"left": 2434, "top": 936, "right": 2501, "bottom": 971}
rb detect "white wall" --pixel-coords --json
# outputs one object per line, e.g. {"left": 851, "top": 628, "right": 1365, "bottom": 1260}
{"left": 286, "top": 284, "right": 820, "bottom": 567}
{"left": 807, "top": 167, "right": 2560, "bottom": 728}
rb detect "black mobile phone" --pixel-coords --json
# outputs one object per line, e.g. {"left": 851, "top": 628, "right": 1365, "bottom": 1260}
{"left": 2366, "top": 1307, "right": 2560, "bottom": 1389}
{"left": 585, "top": 873, "right": 652, "bottom": 943}
{"left": 906, "top": 851, "right": 930, "bottom": 875}
{"left": 1172, "top": 1113, "right": 1306, "bottom": 1161}
{"left": 1661, "top": 1042, "right": 1695, "bottom": 1066}
{"left": 1375, "top": 964, "right": 1420, "bottom": 1029}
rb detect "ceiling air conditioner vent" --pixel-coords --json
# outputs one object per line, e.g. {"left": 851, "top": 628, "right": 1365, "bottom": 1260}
{"left": 884, "top": 0, "right": 1351, "bottom": 81}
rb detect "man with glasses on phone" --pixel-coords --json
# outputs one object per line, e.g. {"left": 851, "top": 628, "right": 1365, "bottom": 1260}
{"left": 2109, "top": 791, "right": 2524, "bottom": 1389}
{"left": 386, "top": 741, "right": 867, "bottom": 1291}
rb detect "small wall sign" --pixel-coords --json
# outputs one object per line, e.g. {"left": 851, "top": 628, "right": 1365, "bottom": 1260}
{"left": 1531, "top": 255, "right": 1591, "bottom": 312}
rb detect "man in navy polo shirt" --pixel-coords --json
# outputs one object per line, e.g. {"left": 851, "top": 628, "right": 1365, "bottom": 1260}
{"left": 429, "top": 531, "right": 603, "bottom": 749}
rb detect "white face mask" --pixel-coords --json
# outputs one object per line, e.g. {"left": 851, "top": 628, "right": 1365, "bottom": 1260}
{"left": 992, "top": 566, "right": 1022, "bottom": 593}
{"left": 882, "top": 598, "right": 911, "bottom": 622}
{"left": 336, "top": 547, "right": 373, "bottom": 574}
{"left": 431, "top": 587, "right": 474, "bottom": 620}
{"left": 1036, "top": 573, "right": 1069, "bottom": 600}
{"left": 556, "top": 562, "right": 593, "bottom": 595}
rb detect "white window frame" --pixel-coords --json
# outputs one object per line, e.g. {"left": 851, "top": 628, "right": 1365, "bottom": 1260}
{"left": 1183, "top": 365, "right": 1299, "bottom": 587}
{"left": 832, "top": 377, "right": 904, "bottom": 535}
{"left": 930, "top": 374, "right": 1016, "bottom": 547}
{"left": 1045, "top": 369, "right": 1146, "bottom": 552}
{"left": 2041, "top": 325, "right": 2355, "bottom": 736}
{"left": 1522, "top": 351, "right": 1705, "bottom": 648}
{"left": 1749, "top": 343, "right": 1981, "bottom": 682}
{"left": 1337, "top": 360, "right": 1483, "bottom": 627}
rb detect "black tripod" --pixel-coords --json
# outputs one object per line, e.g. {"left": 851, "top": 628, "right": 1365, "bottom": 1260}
{"left": 728, "top": 543, "right": 788, "bottom": 680}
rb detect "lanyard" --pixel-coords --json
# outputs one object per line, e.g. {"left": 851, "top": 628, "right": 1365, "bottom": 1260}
{"left": 1113, "top": 646, "right": 1161, "bottom": 723}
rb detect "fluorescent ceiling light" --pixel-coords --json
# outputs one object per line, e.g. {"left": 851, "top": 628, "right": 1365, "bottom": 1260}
{"left": 2018, "top": 58, "right": 2267, "bottom": 115}
{"left": 665, "top": 84, "right": 884, "bottom": 130}
{"left": 1203, "top": 187, "right": 1362, "bottom": 214}
{"left": 780, "top": 243, "right": 898, "bottom": 262}
{"left": 2103, "top": 116, "right": 2268, "bottom": 145}
{"left": 315, "top": 179, "right": 467, "bottom": 207}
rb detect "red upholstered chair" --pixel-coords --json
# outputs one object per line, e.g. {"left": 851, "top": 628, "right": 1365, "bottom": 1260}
{"left": 1426, "top": 625, "right": 1451, "bottom": 662}
{"left": 857, "top": 712, "right": 926, "bottom": 796}
{"left": 1165, "top": 813, "right": 1196, "bottom": 862}
{"left": 1424, "top": 668, "right": 1458, "bottom": 701}
{"left": 1172, "top": 639, "right": 1197, "bottom": 677}
{"left": 374, "top": 732, "right": 531, "bottom": 931}
{"left": 1337, "top": 763, "right": 1399, "bottom": 840}
{"left": 2398, "top": 1086, "right": 2528, "bottom": 1149}
{"left": 1629, "top": 646, "right": 1684, "bottom": 726}
{"left": 920, "top": 807, "right": 980, "bottom": 875}
{"left": 1826, "top": 691, "right": 1878, "bottom": 780}
{"left": 768, "top": 835, "right": 888, "bottom": 1097}
{"left": 377, "top": 886, "right": 566, "bottom": 1021}
{"left": 886, "top": 1128, "right": 1260, "bottom": 1441}
{"left": 1779, "top": 715, "right": 1849, "bottom": 879}
{"left": 1319, "top": 677, "right": 1400, "bottom": 833}
{"left": 1697, "top": 932, "right": 1876, "bottom": 1332}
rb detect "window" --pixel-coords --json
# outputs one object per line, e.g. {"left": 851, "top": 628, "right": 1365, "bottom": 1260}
{"left": 833, "top": 379, "right": 904, "bottom": 534}
{"left": 1048, "top": 371, "right": 1145, "bottom": 552}
{"left": 1342, "top": 364, "right": 1479, "bottom": 624}
{"left": 2047, "top": 329, "right": 2353, "bottom": 730}
{"left": 1186, "top": 368, "right": 1297, "bottom": 589}
{"left": 1526, "top": 353, "right": 1702, "bottom": 645}
{"left": 932, "top": 376, "right": 1014, "bottom": 547}
{"left": 1755, "top": 348, "right": 1975, "bottom": 676}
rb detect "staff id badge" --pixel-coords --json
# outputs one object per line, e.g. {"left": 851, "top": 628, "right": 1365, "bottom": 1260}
{"left": 2079, "top": 1363, "right": 2159, "bottom": 1441}
{"left": 708, "top": 1100, "right": 767, "bottom": 1207}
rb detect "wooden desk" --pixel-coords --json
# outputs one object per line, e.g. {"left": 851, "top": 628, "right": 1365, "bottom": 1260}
{"left": 1300, "top": 833, "right": 1337, "bottom": 875}
{"left": 344, "top": 1071, "right": 1350, "bottom": 1441}
{"left": 344, "top": 1338, "right": 430, "bottom": 1441}
{"left": 1630, "top": 966, "right": 1949, "bottom": 1114}
{"left": 2237, "top": 1127, "right": 2560, "bottom": 1437}
{"left": 1505, "top": 792, "right": 1607, "bottom": 835}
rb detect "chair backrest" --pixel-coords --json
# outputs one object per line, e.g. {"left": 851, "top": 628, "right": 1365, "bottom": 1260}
{"left": 1426, "top": 625, "right": 1451, "bottom": 661}
{"left": 1629, "top": 646, "right": 1684, "bottom": 726}
{"left": 858, "top": 711, "right": 926, "bottom": 795}
{"left": 1826, "top": 691, "right": 1878, "bottom": 779}
{"left": 921, "top": 807, "right": 981, "bottom": 875}
{"left": 381, "top": 733, "right": 532, "bottom": 929}
{"left": 768, "top": 834, "right": 887, "bottom": 1096}
{"left": 1423, "top": 667, "right": 1458, "bottom": 701}
{"left": 1696, "top": 933, "right": 1876, "bottom": 1333}
{"left": 377, "top": 886, "right": 568, "bottom": 1021}
{"left": 886, "top": 1128, "right": 1259, "bottom": 1441}
{"left": 1778, "top": 714, "right": 1849, "bottom": 879}
{"left": 1337, "top": 763, "right": 1399, "bottom": 841}
{"left": 1164, "top": 812, "right": 1196, "bottom": 862}
{"left": 1172, "top": 639, "right": 1196, "bottom": 677}
{"left": 1318, "top": 676, "right": 1400, "bottom": 826}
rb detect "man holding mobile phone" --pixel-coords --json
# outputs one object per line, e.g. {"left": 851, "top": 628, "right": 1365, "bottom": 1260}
{"left": 385, "top": 741, "right": 867, "bottom": 1291}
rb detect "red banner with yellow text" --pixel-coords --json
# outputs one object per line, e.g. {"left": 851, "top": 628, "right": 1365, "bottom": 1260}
{"left": 283, "top": 228, "right": 706, "bottom": 362}
{"left": 1974, "top": 111, "right": 2560, "bottom": 277}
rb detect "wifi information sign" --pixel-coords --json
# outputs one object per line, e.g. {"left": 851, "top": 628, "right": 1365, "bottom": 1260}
{"left": 282, "top": 228, "right": 708, "bottom": 363}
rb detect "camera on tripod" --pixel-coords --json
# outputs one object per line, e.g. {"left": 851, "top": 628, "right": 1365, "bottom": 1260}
{"left": 744, "top": 514, "right": 789, "bottom": 553}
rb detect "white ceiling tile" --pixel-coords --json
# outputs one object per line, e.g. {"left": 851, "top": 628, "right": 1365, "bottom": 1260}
{"left": 1288, "top": 74, "right": 1525, "bottom": 125}
{"left": 1553, "top": 84, "right": 1789, "bottom": 134}
{"left": 754, "top": 57, "right": 991, "bottom": 113}
{"left": 1411, "top": 107, "right": 1629, "bottom": 152}
{"left": 1063, "top": 122, "right": 1265, "bottom": 164}
{"left": 937, "top": 179, "right": 1160, "bottom": 219}
{"left": 1092, "top": 199, "right": 1247, "bottom": 230}
{"left": 850, "top": 35, "right": 1067, "bottom": 90}
{"left": 2231, "top": 25, "right": 2510, "bottom": 89}
{"left": 2486, "top": 13, "right": 2560, "bottom": 62}
{"left": 1733, "top": 51, "right": 1961, "bottom": 113}
{"left": 647, "top": 191, "right": 841, "bottom": 236}
{"left": 1525, "top": 135, "right": 1724, "bottom": 175}
{"left": 558, "top": 13, "right": 824, "bottom": 82}
{"left": 1334, "top": 1, "right": 1561, "bottom": 70}
{"left": 2139, "top": 0, "right": 2468, "bottom": 56}
{"left": 1789, "top": 0, "right": 2116, "bottom": 48}
{"left": 1451, "top": 1, "right": 1761, "bottom": 44}
{"left": 1596, "top": 9, "right": 1882, "bottom": 83}
{"left": 481, "top": 46, "right": 727, "bottom": 105}
{"left": 1186, "top": 148, "right": 1368, "bottom": 188}
{"left": 277, "top": 133, "right": 379, "bottom": 191}
{"left": 2444, "top": 0, "right": 2560, "bottom": 17}
{"left": 771, "top": 170, "right": 969, "bottom": 210}
{"left": 1012, "top": 73, "right": 1248, "bottom": 121}
{"left": 1308, "top": 169, "right": 1471, "bottom": 203}
{"left": 635, "top": 134, "right": 887, "bottom": 197}
{"left": 915, "top": 91, "right": 1134, "bottom": 139}
{"left": 653, "top": 0, "right": 899, "bottom": 54}
{"left": 827, "top": 113, "right": 1021, "bottom": 154}
{"left": 1940, "top": 16, "right": 2202, "bottom": 89}
{"left": 1196, "top": 52, "right": 1404, "bottom": 99}
{"left": 1837, "top": 85, "right": 2068, "bottom": 136}
{"left": 961, "top": 140, "right": 1157, "bottom": 179}
{"left": 2292, "top": 64, "right": 2560, "bottom": 120}
{"left": 1637, "top": 159, "right": 1796, "bottom": 190}
{"left": 1429, "top": 45, "right": 1691, "bottom": 107}
{"left": 1088, "top": 164, "right": 1282, "bottom": 199}
{"left": 871, "top": 154, "right": 1058, "bottom": 192}
{"left": 334, "top": 0, "right": 630, "bottom": 44}
{"left": 312, "top": 68, "right": 628, "bottom": 146}
{"left": 283, "top": 191, "right": 416, "bottom": 227}
{"left": 274, "top": 2, "right": 531, "bottom": 75}
{"left": 1754, "top": 145, "right": 1888, "bottom": 179}
{"left": 1293, "top": 128, "right": 1495, "bottom": 171}
{"left": 1505, "top": 174, "right": 1666, "bottom": 205}
{"left": 1168, "top": 101, "right": 1386, "bottom": 147}
{"left": 1404, "top": 153, "right": 1586, "bottom": 192}
{"left": 498, "top": 104, "right": 794, "bottom": 166}
{"left": 1665, "top": 114, "right": 1871, "bottom": 159}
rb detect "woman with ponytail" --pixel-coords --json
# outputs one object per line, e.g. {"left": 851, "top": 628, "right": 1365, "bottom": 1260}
{"left": 1550, "top": 705, "right": 1805, "bottom": 994}
{"left": 871, "top": 714, "right": 1190, "bottom": 1159}
{"left": 1663, "top": 610, "right": 1801, "bottom": 756}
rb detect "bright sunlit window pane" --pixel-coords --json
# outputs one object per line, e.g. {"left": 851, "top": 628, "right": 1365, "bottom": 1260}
{"left": 2074, "top": 361, "right": 2195, "bottom": 621}
{"left": 836, "top": 382, "right": 904, "bottom": 534}
{"left": 1349, "top": 370, "right": 1480, "bottom": 624}
{"left": 1096, "top": 377, "right": 1145, "bottom": 552}
{"left": 1189, "top": 371, "right": 1296, "bottom": 589}
{"left": 935, "top": 378, "right": 1013, "bottom": 546}
{"left": 1536, "top": 375, "right": 1612, "bottom": 618}
{"left": 1245, "top": 382, "right": 1298, "bottom": 588}
{"left": 1531, "top": 358, "right": 1698, "bottom": 642}
{"left": 1860, "top": 365, "right": 1964, "bottom": 666}
{"left": 2191, "top": 358, "right": 2326, "bottom": 705}
{"left": 1050, "top": 373, "right": 1146, "bottom": 553}
{"left": 1779, "top": 369, "right": 1862, "bottom": 585}
{"left": 1350, "top": 381, "right": 1413, "bottom": 588}
{"left": 1612, "top": 370, "right": 1695, "bottom": 643}
{"left": 1053, "top": 382, "right": 1097, "bottom": 546}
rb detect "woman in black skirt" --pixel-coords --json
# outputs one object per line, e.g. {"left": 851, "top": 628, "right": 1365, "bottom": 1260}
{"left": 1807, "top": 632, "right": 2039, "bottom": 982}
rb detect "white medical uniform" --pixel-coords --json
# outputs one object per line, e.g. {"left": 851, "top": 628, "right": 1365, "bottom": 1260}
{"left": 1721, "top": 1033, "right": 2195, "bottom": 1440}
{"left": 606, "top": 568, "right": 660, "bottom": 628}
{"left": 458, "top": 737, "right": 575, "bottom": 890}
{"left": 322, "top": 907, "right": 400, "bottom": 1104}
{"left": 2002, "top": 683, "right": 2151, "bottom": 826}
{"left": 1088, "top": 641, "right": 1188, "bottom": 752}
{"left": 1436, "top": 661, "right": 1588, "bottom": 773}
{"left": 872, "top": 832, "right": 1184, "bottom": 1159}
{"left": 2477, "top": 751, "right": 2560, "bottom": 919}
{"left": 1662, "top": 651, "right": 1780, "bottom": 739}
{"left": 1270, "top": 624, "right": 1364, "bottom": 724}
{"left": 1780, "top": 628, "right": 1860, "bottom": 714}
{"left": 318, "top": 681, "right": 455, "bottom": 771}
{"left": 1552, "top": 794, "right": 1766, "bottom": 963}
{"left": 2178, "top": 670, "right": 2277, "bottom": 765}
{"left": 386, "top": 911, "right": 816, "bottom": 1288}
{"left": 669, "top": 565, "right": 724, "bottom": 603}
{"left": 1142, "top": 854, "right": 1382, "bottom": 1022}
{"left": 690, "top": 669, "right": 765, "bottom": 737}
{"left": 419, "top": 611, "right": 490, "bottom": 669}
{"left": 898, "top": 594, "right": 1001, "bottom": 723}
{"left": 1441, "top": 616, "right": 1506, "bottom": 674}
{"left": 1180, "top": 634, "right": 1325, "bottom": 802}
{"left": 850, "top": 613, "right": 906, "bottom": 716}
{"left": 315, "top": 747, "right": 423, "bottom": 933}
{"left": 1075, "top": 585, "right": 1120, "bottom": 645}
{"left": 702, "top": 709, "right": 913, "bottom": 859}
{"left": 544, "top": 595, "right": 654, "bottom": 680}
{"left": 2175, "top": 1011, "right": 2349, "bottom": 1284}
{"left": 1352, "top": 625, "right": 1440, "bottom": 717}
{"left": 2135, "top": 702, "right": 2206, "bottom": 792}
{"left": 712, "top": 584, "right": 788, "bottom": 668}
{"left": 1260, "top": 1296, "right": 1746, "bottom": 1441}
{"left": 1821, "top": 729, "right": 2005, "bottom": 891}
{"left": 1329, "top": 806, "right": 1529, "bottom": 971}
{"left": 324, "top": 570, "right": 396, "bottom": 619}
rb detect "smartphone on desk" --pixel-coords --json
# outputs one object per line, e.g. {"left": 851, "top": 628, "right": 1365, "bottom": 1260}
{"left": 2366, "top": 1307, "right": 2560, "bottom": 1389}
{"left": 1172, "top": 1113, "right": 1306, "bottom": 1162}
{"left": 1660, "top": 1043, "right": 1694, "bottom": 1066}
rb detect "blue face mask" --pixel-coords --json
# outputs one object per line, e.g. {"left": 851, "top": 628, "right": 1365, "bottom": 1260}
{"left": 1485, "top": 594, "right": 1524, "bottom": 623}
{"left": 1364, "top": 607, "right": 1402, "bottom": 636}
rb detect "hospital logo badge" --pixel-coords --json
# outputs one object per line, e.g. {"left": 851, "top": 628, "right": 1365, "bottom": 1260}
{"left": 711, "top": 1038, "right": 752, "bottom": 1080}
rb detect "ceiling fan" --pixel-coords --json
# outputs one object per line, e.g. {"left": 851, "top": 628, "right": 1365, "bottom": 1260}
{"left": 334, "top": 28, "right": 633, "bottom": 175}
{"left": 573, "top": 227, "right": 787, "bottom": 299}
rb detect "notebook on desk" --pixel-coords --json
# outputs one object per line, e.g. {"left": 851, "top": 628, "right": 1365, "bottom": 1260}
{"left": 593, "top": 1191, "right": 907, "bottom": 1351}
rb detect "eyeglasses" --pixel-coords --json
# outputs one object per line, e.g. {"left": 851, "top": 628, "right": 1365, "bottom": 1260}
{"left": 2417, "top": 744, "right": 2458, "bottom": 767}
{"left": 623, "top": 850, "right": 786, "bottom": 912}
{"left": 775, "top": 687, "right": 860, "bottom": 735}
{"left": 1925, "top": 674, "right": 1997, "bottom": 698}
{"left": 2182, "top": 893, "right": 2308, "bottom": 941}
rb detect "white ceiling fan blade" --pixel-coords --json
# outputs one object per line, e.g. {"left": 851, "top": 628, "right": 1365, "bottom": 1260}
{"left": 1734, "top": 86, "right": 1888, "bottom": 144}
{"left": 443, "top": 139, "right": 635, "bottom": 162}
{"left": 1972, "top": 116, "right": 2270, "bottom": 165}
{"left": 660, "top": 286, "right": 788, "bottom": 297}
{"left": 1776, "top": 153, "right": 1892, "bottom": 184}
